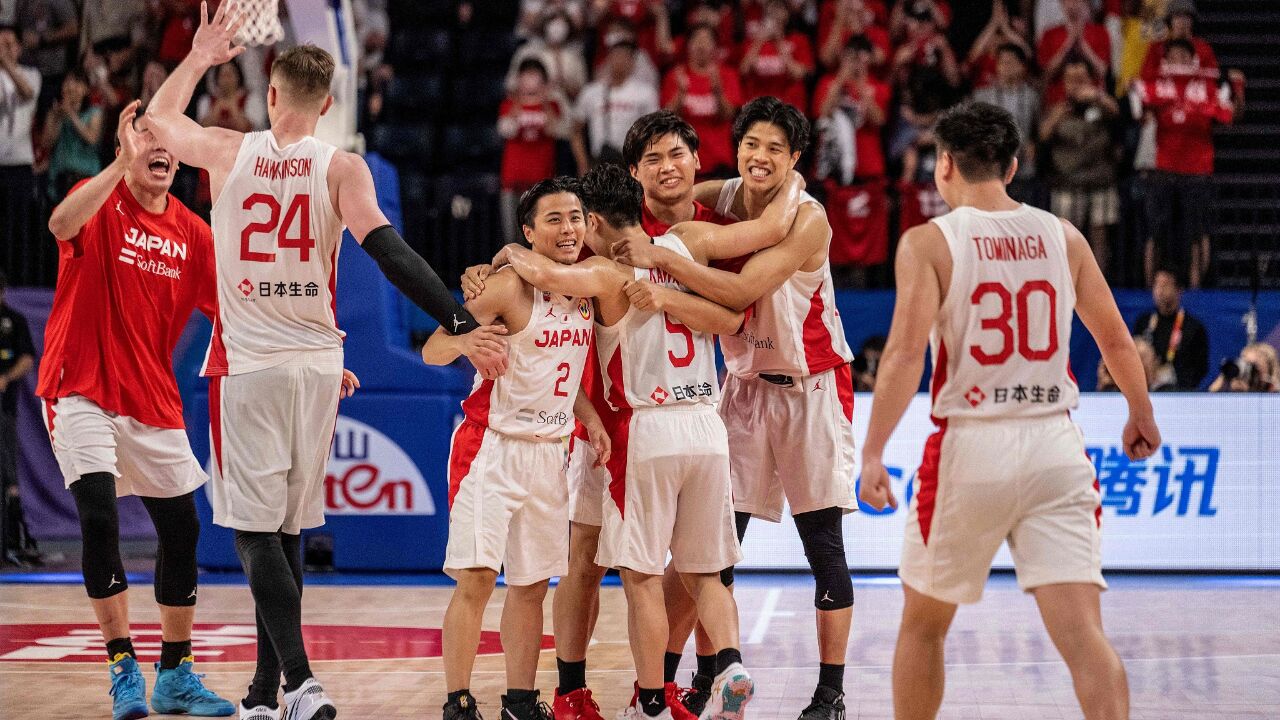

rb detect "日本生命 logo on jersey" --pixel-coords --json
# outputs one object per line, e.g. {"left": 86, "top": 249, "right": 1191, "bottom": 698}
{"left": 650, "top": 387, "right": 669, "bottom": 404}
{"left": 238, "top": 279, "right": 254, "bottom": 297}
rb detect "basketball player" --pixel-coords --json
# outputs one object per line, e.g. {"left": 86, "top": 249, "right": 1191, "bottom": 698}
{"left": 38, "top": 100, "right": 236, "bottom": 720}
{"left": 613, "top": 96, "right": 856, "bottom": 720}
{"left": 460, "top": 112, "right": 736, "bottom": 720}
{"left": 422, "top": 178, "right": 606, "bottom": 720}
{"left": 858, "top": 102, "right": 1160, "bottom": 720}
{"left": 146, "top": 5, "right": 507, "bottom": 719}
{"left": 488, "top": 163, "right": 804, "bottom": 720}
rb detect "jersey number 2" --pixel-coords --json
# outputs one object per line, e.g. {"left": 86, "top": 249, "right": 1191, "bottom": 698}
{"left": 553, "top": 363, "right": 571, "bottom": 397}
{"left": 240, "top": 193, "right": 316, "bottom": 262}
{"left": 969, "top": 280, "right": 1058, "bottom": 365}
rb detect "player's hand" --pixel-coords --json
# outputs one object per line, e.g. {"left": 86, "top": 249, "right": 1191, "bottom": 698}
{"left": 611, "top": 236, "right": 659, "bottom": 268}
{"left": 586, "top": 421, "right": 611, "bottom": 468}
{"left": 191, "top": 1, "right": 247, "bottom": 68}
{"left": 858, "top": 455, "right": 898, "bottom": 511}
{"left": 459, "top": 324, "right": 509, "bottom": 380}
{"left": 340, "top": 368, "right": 361, "bottom": 399}
{"left": 1122, "top": 411, "right": 1161, "bottom": 461}
{"left": 116, "top": 100, "right": 144, "bottom": 166}
{"left": 623, "top": 279, "right": 666, "bottom": 312}
{"left": 491, "top": 243, "right": 521, "bottom": 269}
{"left": 461, "top": 264, "right": 492, "bottom": 301}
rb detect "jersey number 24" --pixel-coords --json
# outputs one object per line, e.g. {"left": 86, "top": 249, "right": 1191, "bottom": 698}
{"left": 240, "top": 193, "right": 316, "bottom": 263}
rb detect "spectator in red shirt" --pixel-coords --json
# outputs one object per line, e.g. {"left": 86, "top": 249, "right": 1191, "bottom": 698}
{"left": 1038, "top": 0, "right": 1111, "bottom": 105}
{"left": 592, "top": 0, "right": 674, "bottom": 73}
{"left": 672, "top": 1, "right": 737, "bottom": 66}
{"left": 1133, "top": 39, "right": 1235, "bottom": 287}
{"left": 818, "top": 0, "right": 890, "bottom": 71}
{"left": 965, "top": 0, "right": 1033, "bottom": 89}
{"left": 890, "top": 1, "right": 961, "bottom": 92}
{"left": 813, "top": 36, "right": 890, "bottom": 183}
{"left": 154, "top": 0, "right": 203, "bottom": 67}
{"left": 500, "top": 59, "right": 566, "bottom": 241}
{"left": 739, "top": 0, "right": 814, "bottom": 110}
{"left": 1139, "top": 0, "right": 1216, "bottom": 82}
{"left": 661, "top": 24, "right": 743, "bottom": 177}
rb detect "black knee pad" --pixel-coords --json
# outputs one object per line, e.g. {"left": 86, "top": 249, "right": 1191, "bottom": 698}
{"left": 141, "top": 492, "right": 200, "bottom": 606}
{"left": 70, "top": 472, "right": 127, "bottom": 599}
{"left": 719, "top": 512, "right": 754, "bottom": 587}
{"left": 794, "top": 507, "right": 853, "bottom": 610}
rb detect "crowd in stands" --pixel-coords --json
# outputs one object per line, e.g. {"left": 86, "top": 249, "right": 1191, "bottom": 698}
{"left": 0, "top": 0, "right": 1249, "bottom": 294}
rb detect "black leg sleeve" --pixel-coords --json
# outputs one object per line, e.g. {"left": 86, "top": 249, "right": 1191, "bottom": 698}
{"left": 70, "top": 473, "right": 127, "bottom": 599}
{"left": 141, "top": 492, "right": 200, "bottom": 607}
{"left": 234, "top": 530, "right": 313, "bottom": 691}
{"left": 245, "top": 532, "right": 305, "bottom": 706}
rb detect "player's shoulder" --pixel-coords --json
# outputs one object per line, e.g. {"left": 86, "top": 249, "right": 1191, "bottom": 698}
{"left": 328, "top": 149, "right": 369, "bottom": 177}
{"left": 790, "top": 200, "right": 832, "bottom": 241}
{"left": 897, "top": 220, "right": 948, "bottom": 259}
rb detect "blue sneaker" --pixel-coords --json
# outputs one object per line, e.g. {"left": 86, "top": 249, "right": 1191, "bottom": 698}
{"left": 151, "top": 656, "right": 236, "bottom": 716}
{"left": 108, "top": 654, "right": 149, "bottom": 720}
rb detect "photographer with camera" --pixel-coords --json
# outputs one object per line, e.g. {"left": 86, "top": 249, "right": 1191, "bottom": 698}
{"left": 1209, "top": 343, "right": 1280, "bottom": 393}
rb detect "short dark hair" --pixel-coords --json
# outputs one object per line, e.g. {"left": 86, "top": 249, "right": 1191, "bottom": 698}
{"left": 843, "top": 35, "right": 873, "bottom": 56}
{"left": 732, "top": 96, "right": 809, "bottom": 154}
{"left": 578, "top": 163, "right": 643, "bottom": 229}
{"left": 517, "top": 176, "right": 580, "bottom": 230}
{"left": 623, "top": 110, "right": 700, "bottom": 168}
{"left": 934, "top": 101, "right": 1021, "bottom": 182}
{"left": 995, "top": 42, "right": 1028, "bottom": 66}
{"left": 516, "top": 57, "right": 549, "bottom": 81}
{"left": 1164, "top": 37, "right": 1195, "bottom": 58}
{"left": 1061, "top": 53, "right": 1096, "bottom": 80}
{"left": 1154, "top": 265, "right": 1186, "bottom": 288}
{"left": 686, "top": 22, "right": 719, "bottom": 46}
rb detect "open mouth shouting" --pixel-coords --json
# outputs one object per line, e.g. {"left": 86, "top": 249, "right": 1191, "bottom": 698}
{"left": 146, "top": 153, "right": 173, "bottom": 180}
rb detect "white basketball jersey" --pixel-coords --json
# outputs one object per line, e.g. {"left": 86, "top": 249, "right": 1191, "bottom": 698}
{"left": 203, "top": 131, "right": 346, "bottom": 376}
{"left": 714, "top": 178, "right": 853, "bottom": 379}
{"left": 928, "top": 204, "right": 1079, "bottom": 420}
{"left": 461, "top": 275, "right": 594, "bottom": 441}
{"left": 596, "top": 235, "right": 718, "bottom": 410}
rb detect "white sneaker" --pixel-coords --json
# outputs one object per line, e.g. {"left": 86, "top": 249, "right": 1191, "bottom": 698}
{"left": 283, "top": 678, "right": 337, "bottom": 720}
{"left": 697, "top": 663, "right": 754, "bottom": 720}
{"left": 240, "top": 701, "right": 282, "bottom": 720}
{"left": 617, "top": 708, "right": 673, "bottom": 720}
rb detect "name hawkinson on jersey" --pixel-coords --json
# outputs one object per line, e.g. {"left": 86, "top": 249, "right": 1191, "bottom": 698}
{"left": 117, "top": 226, "right": 187, "bottom": 279}
{"left": 252, "top": 156, "right": 314, "bottom": 180}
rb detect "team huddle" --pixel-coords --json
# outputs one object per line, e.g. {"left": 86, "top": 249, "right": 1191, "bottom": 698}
{"left": 36, "top": 3, "right": 1163, "bottom": 720}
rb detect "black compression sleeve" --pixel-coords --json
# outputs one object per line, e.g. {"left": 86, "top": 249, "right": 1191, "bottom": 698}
{"left": 360, "top": 224, "right": 479, "bottom": 335}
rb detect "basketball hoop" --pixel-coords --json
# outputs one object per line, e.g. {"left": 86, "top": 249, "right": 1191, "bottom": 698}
{"left": 235, "top": 0, "right": 286, "bottom": 47}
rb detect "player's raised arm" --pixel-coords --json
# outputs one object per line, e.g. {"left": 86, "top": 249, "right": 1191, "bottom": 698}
{"left": 48, "top": 101, "right": 141, "bottom": 241}
{"left": 615, "top": 202, "right": 829, "bottom": 311}
{"left": 623, "top": 279, "right": 744, "bottom": 336}
{"left": 859, "top": 223, "right": 947, "bottom": 511}
{"left": 146, "top": 1, "right": 245, "bottom": 173}
{"left": 328, "top": 151, "right": 488, "bottom": 342}
{"left": 672, "top": 170, "right": 806, "bottom": 262}
{"left": 494, "top": 244, "right": 625, "bottom": 300}
{"left": 1067, "top": 219, "right": 1161, "bottom": 460}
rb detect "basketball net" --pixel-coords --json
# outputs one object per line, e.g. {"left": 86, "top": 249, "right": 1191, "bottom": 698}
{"left": 235, "top": 0, "right": 286, "bottom": 47}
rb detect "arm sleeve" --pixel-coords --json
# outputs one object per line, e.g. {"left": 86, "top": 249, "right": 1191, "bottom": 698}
{"left": 360, "top": 224, "right": 480, "bottom": 335}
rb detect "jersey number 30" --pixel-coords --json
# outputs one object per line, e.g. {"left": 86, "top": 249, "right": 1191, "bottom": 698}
{"left": 240, "top": 193, "right": 316, "bottom": 263}
{"left": 969, "top": 280, "right": 1058, "bottom": 365}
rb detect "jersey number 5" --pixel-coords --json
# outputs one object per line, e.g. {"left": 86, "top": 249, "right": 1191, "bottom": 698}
{"left": 969, "top": 280, "right": 1058, "bottom": 365}
{"left": 240, "top": 193, "right": 316, "bottom": 263}
{"left": 665, "top": 314, "right": 695, "bottom": 368}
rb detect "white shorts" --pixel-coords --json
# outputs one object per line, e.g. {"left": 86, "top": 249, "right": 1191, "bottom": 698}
{"left": 597, "top": 405, "right": 742, "bottom": 576}
{"left": 722, "top": 366, "right": 857, "bottom": 522}
{"left": 41, "top": 395, "right": 207, "bottom": 498}
{"left": 445, "top": 421, "right": 569, "bottom": 586}
{"left": 567, "top": 433, "right": 607, "bottom": 526}
{"left": 900, "top": 413, "right": 1106, "bottom": 605}
{"left": 207, "top": 351, "right": 343, "bottom": 535}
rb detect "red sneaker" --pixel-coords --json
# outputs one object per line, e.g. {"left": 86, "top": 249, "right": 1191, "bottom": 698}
{"left": 664, "top": 683, "right": 699, "bottom": 720}
{"left": 553, "top": 687, "right": 605, "bottom": 720}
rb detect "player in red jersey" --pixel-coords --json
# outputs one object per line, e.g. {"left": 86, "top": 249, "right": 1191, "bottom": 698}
{"left": 37, "top": 100, "right": 236, "bottom": 720}
{"left": 859, "top": 102, "right": 1161, "bottom": 720}
{"left": 614, "top": 97, "right": 856, "bottom": 720}
{"left": 146, "top": 5, "right": 505, "bottom": 719}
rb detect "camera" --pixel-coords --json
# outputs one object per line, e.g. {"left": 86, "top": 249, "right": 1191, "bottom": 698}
{"left": 1220, "top": 356, "right": 1255, "bottom": 386}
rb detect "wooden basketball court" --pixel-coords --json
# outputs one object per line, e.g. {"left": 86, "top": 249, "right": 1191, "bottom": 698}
{"left": 2, "top": 574, "right": 1278, "bottom": 719}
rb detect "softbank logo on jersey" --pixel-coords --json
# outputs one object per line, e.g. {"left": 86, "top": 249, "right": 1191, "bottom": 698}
{"left": 118, "top": 226, "right": 186, "bottom": 279}
{"left": 324, "top": 416, "right": 435, "bottom": 515}
{"left": 733, "top": 327, "right": 776, "bottom": 350}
